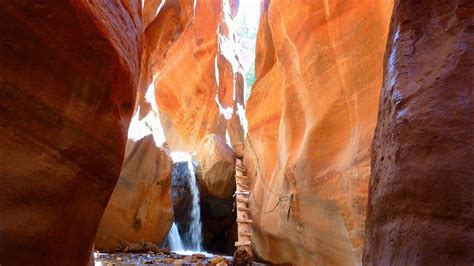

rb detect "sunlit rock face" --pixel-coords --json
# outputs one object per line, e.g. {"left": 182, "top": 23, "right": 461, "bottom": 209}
{"left": 0, "top": 1, "right": 141, "bottom": 265}
{"left": 95, "top": 135, "right": 173, "bottom": 251}
{"left": 146, "top": 0, "right": 245, "bottom": 153}
{"left": 243, "top": 0, "right": 393, "bottom": 264}
{"left": 364, "top": 1, "right": 474, "bottom": 265}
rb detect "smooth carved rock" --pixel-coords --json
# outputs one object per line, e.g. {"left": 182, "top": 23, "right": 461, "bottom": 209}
{"left": 195, "top": 134, "right": 236, "bottom": 198}
{"left": 243, "top": 0, "right": 393, "bottom": 264}
{"left": 363, "top": 1, "right": 474, "bottom": 265}
{"left": 95, "top": 135, "right": 173, "bottom": 251}
{"left": 148, "top": 0, "right": 244, "bottom": 153}
{"left": 0, "top": 1, "right": 141, "bottom": 265}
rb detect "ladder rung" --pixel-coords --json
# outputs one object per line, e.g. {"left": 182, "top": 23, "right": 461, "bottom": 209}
{"left": 236, "top": 174, "right": 248, "bottom": 178}
{"left": 237, "top": 186, "right": 249, "bottom": 192}
{"left": 236, "top": 166, "right": 247, "bottom": 172}
{"left": 239, "top": 232, "right": 252, "bottom": 237}
{"left": 235, "top": 241, "right": 251, "bottom": 246}
{"left": 237, "top": 182, "right": 249, "bottom": 189}
{"left": 236, "top": 197, "right": 249, "bottom": 203}
{"left": 235, "top": 191, "right": 250, "bottom": 195}
{"left": 237, "top": 206, "right": 251, "bottom": 211}
{"left": 237, "top": 219, "right": 253, "bottom": 223}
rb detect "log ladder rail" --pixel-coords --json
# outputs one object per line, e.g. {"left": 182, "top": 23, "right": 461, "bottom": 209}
{"left": 234, "top": 158, "right": 253, "bottom": 254}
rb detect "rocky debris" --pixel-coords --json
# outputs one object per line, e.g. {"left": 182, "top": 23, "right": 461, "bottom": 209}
{"left": 161, "top": 257, "right": 175, "bottom": 264}
{"left": 0, "top": 1, "right": 141, "bottom": 264}
{"left": 123, "top": 240, "right": 161, "bottom": 253}
{"left": 211, "top": 256, "right": 229, "bottom": 265}
{"left": 162, "top": 247, "right": 171, "bottom": 255}
{"left": 233, "top": 246, "right": 253, "bottom": 266}
{"left": 192, "top": 253, "right": 207, "bottom": 260}
{"left": 94, "top": 252, "right": 234, "bottom": 265}
{"left": 243, "top": 0, "right": 393, "bottom": 264}
{"left": 184, "top": 256, "right": 198, "bottom": 263}
{"left": 173, "top": 259, "right": 190, "bottom": 265}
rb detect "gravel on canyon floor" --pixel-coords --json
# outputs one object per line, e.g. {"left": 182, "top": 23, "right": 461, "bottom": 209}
{"left": 94, "top": 250, "right": 232, "bottom": 265}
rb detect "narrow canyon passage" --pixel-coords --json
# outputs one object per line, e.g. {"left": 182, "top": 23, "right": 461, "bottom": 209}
{"left": 0, "top": 0, "right": 472, "bottom": 266}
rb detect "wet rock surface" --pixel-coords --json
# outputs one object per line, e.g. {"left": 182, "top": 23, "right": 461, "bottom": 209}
{"left": 201, "top": 196, "right": 237, "bottom": 255}
{"left": 171, "top": 162, "right": 198, "bottom": 232}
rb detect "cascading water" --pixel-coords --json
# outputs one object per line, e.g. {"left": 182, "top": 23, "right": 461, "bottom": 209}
{"left": 185, "top": 157, "right": 203, "bottom": 251}
{"left": 167, "top": 223, "right": 184, "bottom": 251}
{"left": 167, "top": 152, "right": 203, "bottom": 252}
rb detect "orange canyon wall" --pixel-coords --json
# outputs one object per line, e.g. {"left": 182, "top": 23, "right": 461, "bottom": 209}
{"left": 243, "top": 0, "right": 393, "bottom": 264}
{"left": 151, "top": 0, "right": 245, "bottom": 154}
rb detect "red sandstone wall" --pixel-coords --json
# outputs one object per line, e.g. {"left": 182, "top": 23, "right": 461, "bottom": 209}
{"left": 364, "top": 1, "right": 474, "bottom": 265}
{"left": 0, "top": 1, "right": 141, "bottom": 265}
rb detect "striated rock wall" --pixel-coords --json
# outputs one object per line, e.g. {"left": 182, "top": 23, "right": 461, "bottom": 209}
{"left": 243, "top": 0, "right": 393, "bottom": 264}
{"left": 0, "top": 1, "right": 141, "bottom": 265}
{"left": 150, "top": 0, "right": 245, "bottom": 153}
{"left": 364, "top": 1, "right": 474, "bottom": 265}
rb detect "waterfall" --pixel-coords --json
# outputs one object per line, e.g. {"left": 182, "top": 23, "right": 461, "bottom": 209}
{"left": 167, "top": 223, "right": 184, "bottom": 251}
{"left": 169, "top": 152, "right": 203, "bottom": 252}
{"left": 186, "top": 157, "right": 203, "bottom": 251}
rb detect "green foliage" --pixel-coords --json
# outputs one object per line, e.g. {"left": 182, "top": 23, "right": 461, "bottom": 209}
{"left": 244, "top": 67, "right": 256, "bottom": 102}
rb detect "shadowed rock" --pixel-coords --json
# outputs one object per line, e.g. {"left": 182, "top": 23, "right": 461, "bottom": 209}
{"left": 0, "top": 1, "right": 141, "bottom": 264}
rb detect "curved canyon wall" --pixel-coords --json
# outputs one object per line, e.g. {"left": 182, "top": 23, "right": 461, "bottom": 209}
{"left": 243, "top": 0, "right": 393, "bottom": 264}
{"left": 152, "top": 0, "right": 245, "bottom": 154}
{"left": 0, "top": 1, "right": 141, "bottom": 265}
{"left": 364, "top": 1, "right": 474, "bottom": 265}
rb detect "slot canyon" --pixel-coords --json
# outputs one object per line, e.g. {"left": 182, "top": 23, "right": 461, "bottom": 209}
{"left": 0, "top": 0, "right": 472, "bottom": 265}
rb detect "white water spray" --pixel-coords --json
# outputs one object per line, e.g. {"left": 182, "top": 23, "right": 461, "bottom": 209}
{"left": 186, "top": 157, "right": 203, "bottom": 251}
{"left": 169, "top": 152, "right": 203, "bottom": 251}
{"left": 167, "top": 223, "right": 184, "bottom": 251}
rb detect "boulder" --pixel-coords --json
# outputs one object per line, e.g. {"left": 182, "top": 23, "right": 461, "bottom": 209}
{"left": 0, "top": 1, "right": 141, "bottom": 264}
{"left": 95, "top": 135, "right": 173, "bottom": 250}
{"left": 195, "top": 134, "right": 236, "bottom": 198}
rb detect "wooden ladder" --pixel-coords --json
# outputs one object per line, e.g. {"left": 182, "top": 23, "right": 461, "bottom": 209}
{"left": 234, "top": 158, "right": 253, "bottom": 258}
